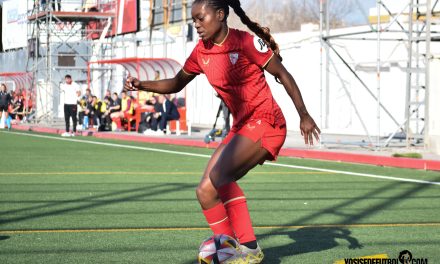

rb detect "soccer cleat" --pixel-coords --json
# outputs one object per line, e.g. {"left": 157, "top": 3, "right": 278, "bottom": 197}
{"left": 223, "top": 244, "right": 264, "bottom": 264}
{"left": 239, "top": 244, "right": 264, "bottom": 264}
{"left": 223, "top": 256, "right": 247, "bottom": 264}
{"left": 61, "top": 132, "right": 70, "bottom": 137}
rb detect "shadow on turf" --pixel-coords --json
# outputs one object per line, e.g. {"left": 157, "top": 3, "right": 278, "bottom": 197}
{"left": 260, "top": 175, "right": 440, "bottom": 262}
{"left": 0, "top": 236, "right": 10, "bottom": 241}
{"left": 181, "top": 227, "right": 361, "bottom": 264}
{"left": 261, "top": 227, "right": 362, "bottom": 263}
{"left": 0, "top": 183, "right": 195, "bottom": 226}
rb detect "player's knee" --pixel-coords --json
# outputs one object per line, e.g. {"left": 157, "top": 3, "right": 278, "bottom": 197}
{"left": 195, "top": 184, "right": 205, "bottom": 201}
{"left": 209, "top": 165, "right": 230, "bottom": 189}
{"left": 196, "top": 181, "right": 215, "bottom": 204}
{"left": 209, "top": 166, "right": 220, "bottom": 189}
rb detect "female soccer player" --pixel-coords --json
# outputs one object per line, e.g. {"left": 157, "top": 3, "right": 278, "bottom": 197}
{"left": 125, "top": 0, "right": 320, "bottom": 262}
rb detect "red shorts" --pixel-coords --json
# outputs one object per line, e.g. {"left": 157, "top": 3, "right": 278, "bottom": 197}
{"left": 222, "top": 119, "right": 287, "bottom": 161}
{"left": 123, "top": 112, "right": 133, "bottom": 119}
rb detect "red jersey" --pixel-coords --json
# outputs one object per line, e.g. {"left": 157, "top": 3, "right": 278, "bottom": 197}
{"left": 183, "top": 28, "right": 286, "bottom": 131}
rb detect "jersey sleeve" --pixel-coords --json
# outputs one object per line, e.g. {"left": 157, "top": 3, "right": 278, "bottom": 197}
{"left": 183, "top": 44, "right": 203, "bottom": 75}
{"left": 242, "top": 32, "right": 274, "bottom": 69}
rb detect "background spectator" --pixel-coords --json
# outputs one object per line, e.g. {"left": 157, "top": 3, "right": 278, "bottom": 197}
{"left": 110, "top": 91, "right": 133, "bottom": 131}
{"left": 10, "top": 94, "right": 25, "bottom": 121}
{"left": 0, "top": 83, "right": 12, "bottom": 130}
{"left": 77, "top": 91, "right": 87, "bottom": 130}
{"left": 98, "top": 96, "right": 111, "bottom": 131}
{"left": 150, "top": 94, "right": 180, "bottom": 134}
{"left": 83, "top": 95, "right": 95, "bottom": 129}
{"left": 60, "top": 74, "right": 80, "bottom": 137}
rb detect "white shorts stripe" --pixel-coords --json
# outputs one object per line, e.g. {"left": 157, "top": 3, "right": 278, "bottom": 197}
{"left": 223, "top": 196, "right": 246, "bottom": 206}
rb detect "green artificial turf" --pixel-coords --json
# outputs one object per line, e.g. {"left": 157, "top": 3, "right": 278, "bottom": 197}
{"left": 0, "top": 131, "right": 439, "bottom": 263}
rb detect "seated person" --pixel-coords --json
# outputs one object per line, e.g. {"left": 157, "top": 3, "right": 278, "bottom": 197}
{"left": 84, "top": 96, "right": 95, "bottom": 128}
{"left": 99, "top": 96, "right": 112, "bottom": 131}
{"left": 139, "top": 96, "right": 157, "bottom": 133}
{"left": 23, "top": 95, "right": 35, "bottom": 122}
{"left": 77, "top": 91, "right": 87, "bottom": 129}
{"left": 102, "top": 93, "right": 121, "bottom": 130}
{"left": 138, "top": 91, "right": 148, "bottom": 106}
{"left": 10, "top": 95, "right": 24, "bottom": 121}
{"left": 138, "top": 90, "right": 160, "bottom": 106}
{"left": 104, "top": 89, "right": 113, "bottom": 104}
{"left": 110, "top": 91, "right": 133, "bottom": 131}
{"left": 150, "top": 94, "right": 180, "bottom": 134}
{"left": 93, "top": 96, "right": 105, "bottom": 128}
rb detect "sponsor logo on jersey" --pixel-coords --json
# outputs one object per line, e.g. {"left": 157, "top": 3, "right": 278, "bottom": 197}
{"left": 202, "top": 58, "right": 210, "bottom": 65}
{"left": 253, "top": 37, "right": 269, "bottom": 53}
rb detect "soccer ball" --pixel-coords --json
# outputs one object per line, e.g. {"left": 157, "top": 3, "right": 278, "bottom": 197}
{"left": 198, "top": 234, "right": 240, "bottom": 264}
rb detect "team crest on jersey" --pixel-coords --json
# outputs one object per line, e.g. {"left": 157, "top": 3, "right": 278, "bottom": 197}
{"left": 229, "top": 53, "right": 239, "bottom": 65}
{"left": 253, "top": 36, "right": 269, "bottom": 53}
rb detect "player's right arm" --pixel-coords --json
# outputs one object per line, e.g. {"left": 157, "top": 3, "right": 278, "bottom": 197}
{"left": 125, "top": 70, "right": 196, "bottom": 94}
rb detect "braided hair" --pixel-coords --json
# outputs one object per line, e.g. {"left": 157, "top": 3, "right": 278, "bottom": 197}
{"left": 192, "top": 0, "right": 282, "bottom": 61}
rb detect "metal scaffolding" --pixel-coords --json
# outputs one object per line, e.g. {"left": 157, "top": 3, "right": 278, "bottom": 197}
{"left": 86, "top": 0, "right": 193, "bottom": 92}
{"left": 26, "top": 0, "right": 116, "bottom": 122}
{"left": 319, "top": 0, "right": 439, "bottom": 148}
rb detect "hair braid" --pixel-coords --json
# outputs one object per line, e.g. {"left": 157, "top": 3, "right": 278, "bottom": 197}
{"left": 226, "top": 0, "right": 282, "bottom": 61}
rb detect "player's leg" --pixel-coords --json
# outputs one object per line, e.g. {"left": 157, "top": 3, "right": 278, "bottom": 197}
{"left": 196, "top": 144, "right": 235, "bottom": 238}
{"left": 158, "top": 116, "right": 167, "bottom": 132}
{"left": 0, "top": 108, "right": 5, "bottom": 128}
{"left": 78, "top": 111, "right": 84, "bottom": 126}
{"left": 0, "top": 107, "right": 6, "bottom": 128}
{"left": 5, "top": 111, "right": 11, "bottom": 129}
{"left": 111, "top": 112, "right": 122, "bottom": 129}
{"left": 210, "top": 134, "right": 269, "bottom": 187}
{"left": 210, "top": 135, "right": 269, "bottom": 263}
{"left": 150, "top": 116, "right": 159, "bottom": 131}
{"left": 211, "top": 135, "right": 268, "bottom": 247}
{"left": 64, "top": 104, "right": 70, "bottom": 133}
{"left": 72, "top": 105, "right": 78, "bottom": 133}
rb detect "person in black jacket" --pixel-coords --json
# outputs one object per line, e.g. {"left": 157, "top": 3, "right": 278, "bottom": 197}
{"left": 150, "top": 94, "right": 180, "bottom": 134}
{"left": 0, "top": 84, "right": 12, "bottom": 130}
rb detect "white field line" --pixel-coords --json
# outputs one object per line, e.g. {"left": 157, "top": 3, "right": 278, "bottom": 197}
{"left": 4, "top": 131, "right": 440, "bottom": 186}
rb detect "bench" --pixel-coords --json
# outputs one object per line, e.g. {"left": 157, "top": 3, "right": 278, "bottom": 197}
{"left": 166, "top": 107, "right": 190, "bottom": 135}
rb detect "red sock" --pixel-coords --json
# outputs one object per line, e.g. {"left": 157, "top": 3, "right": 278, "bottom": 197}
{"left": 202, "top": 202, "right": 235, "bottom": 238}
{"left": 217, "top": 182, "right": 256, "bottom": 244}
{"left": 112, "top": 117, "right": 122, "bottom": 129}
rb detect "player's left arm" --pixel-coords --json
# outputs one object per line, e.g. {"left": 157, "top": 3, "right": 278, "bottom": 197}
{"left": 265, "top": 56, "right": 321, "bottom": 145}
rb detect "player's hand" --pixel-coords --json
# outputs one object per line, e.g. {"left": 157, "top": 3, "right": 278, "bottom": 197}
{"left": 124, "top": 77, "right": 140, "bottom": 92}
{"left": 300, "top": 114, "right": 320, "bottom": 145}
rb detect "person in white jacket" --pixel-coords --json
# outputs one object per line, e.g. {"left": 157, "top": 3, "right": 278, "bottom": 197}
{"left": 60, "top": 75, "right": 80, "bottom": 137}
